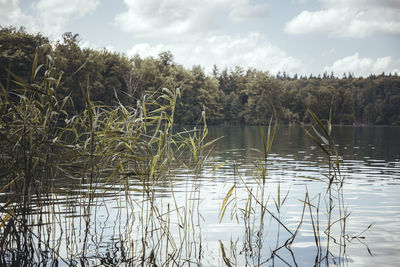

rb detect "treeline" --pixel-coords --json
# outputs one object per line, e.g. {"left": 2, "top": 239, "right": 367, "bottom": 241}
{"left": 1, "top": 27, "right": 399, "bottom": 125}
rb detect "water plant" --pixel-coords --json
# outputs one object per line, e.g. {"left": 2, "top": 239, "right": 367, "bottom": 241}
{"left": 217, "top": 109, "right": 368, "bottom": 266}
{"left": 0, "top": 50, "right": 372, "bottom": 266}
{"left": 0, "top": 51, "right": 214, "bottom": 265}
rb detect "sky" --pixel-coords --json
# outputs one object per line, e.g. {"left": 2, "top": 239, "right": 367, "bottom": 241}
{"left": 1, "top": 0, "right": 400, "bottom": 77}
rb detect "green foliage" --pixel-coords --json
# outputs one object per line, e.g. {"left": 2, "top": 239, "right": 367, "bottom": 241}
{"left": 239, "top": 71, "right": 283, "bottom": 124}
{"left": 0, "top": 47, "right": 215, "bottom": 265}
{"left": 0, "top": 35, "right": 377, "bottom": 265}
{"left": 0, "top": 26, "right": 50, "bottom": 83}
{"left": 0, "top": 48, "right": 71, "bottom": 228}
{"left": 1, "top": 27, "right": 400, "bottom": 125}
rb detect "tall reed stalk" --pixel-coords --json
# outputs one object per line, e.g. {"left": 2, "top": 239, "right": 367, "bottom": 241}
{"left": 0, "top": 50, "right": 370, "bottom": 266}
{"left": 0, "top": 51, "right": 213, "bottom": 265}
{"left": 218, "top": 110, "right": 358, "bottom": 266}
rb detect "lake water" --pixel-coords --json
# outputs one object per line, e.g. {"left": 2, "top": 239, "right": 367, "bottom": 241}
{"left": 1, "top": 125, "right": 399, "bottom": 266}
{"left": 202, "top": 125, "right": 400, "bottom": 266}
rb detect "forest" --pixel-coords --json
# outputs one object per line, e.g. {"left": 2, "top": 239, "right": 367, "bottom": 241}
{"left": 1, "top": 26, "right": 400, "bottom": 126}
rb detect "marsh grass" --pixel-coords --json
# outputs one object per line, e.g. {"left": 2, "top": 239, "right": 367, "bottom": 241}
{"left": 218, "top": 111, "right": 371, "bottom": 266}
{"left": 0, "top": 51, "right": 216, "bottom": 266}
{"left": 0, "top": 52, "right": 371, "bottom": 266}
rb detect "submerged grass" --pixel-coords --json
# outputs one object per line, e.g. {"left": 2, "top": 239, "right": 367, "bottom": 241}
{"left": 0, "top": 52, "right": 371, "bottom": 266}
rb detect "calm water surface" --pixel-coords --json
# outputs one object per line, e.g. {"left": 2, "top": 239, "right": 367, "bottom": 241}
{"left": 2, "top": 125, "right": 399, "bottom": 266}
{"left": 201, "top": 125, "right": 400, "bottom": 266}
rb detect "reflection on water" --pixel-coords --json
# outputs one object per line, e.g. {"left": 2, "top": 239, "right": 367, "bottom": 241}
{"left": 1, "top": 126, "right": 399, "bottom": 266}
{"left": 208, "top": 125, "right": 400, "bottom": 161}
{"left": 205, "top": 125, "right": 400, "bottom": 266}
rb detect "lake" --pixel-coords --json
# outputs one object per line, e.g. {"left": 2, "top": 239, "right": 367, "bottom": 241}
{"left": 203, "top": 125, "right": 400, "bottom": 266}
{"left": 0, "top": 125, "right": 399, "bottom": 266}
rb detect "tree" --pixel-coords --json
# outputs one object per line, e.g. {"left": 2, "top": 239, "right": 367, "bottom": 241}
{"left": 239, "top": 71, "right": 283, "bottom": 124}
{"left": 0, "top": 26, "right": 50, "bottom": 83}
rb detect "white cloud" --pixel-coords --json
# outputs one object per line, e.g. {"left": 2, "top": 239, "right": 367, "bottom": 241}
{"left": 115, "top": 0, "right": 268, "bottom": 37}
{"left": 119, "top": 1, "right": 292, "bottom": 74}
{"left": 127, "top": 33, "right": 304, "bottom": 75}
{"left": 127, "top": 43, "right": 166, "bottom": 58}
{"left": 33, "top": 0, "right": 99, "bottom": 17}
{"left": 285, "top": 0, "right": 400, "bottom": 37}
{"left": 0, "top": 0, "right": 31, "bottom": 28}
{"left": 321, "top": 0, "right": 400, "bottom": 9}
{"left": 32, "top": 0, "right": 100, "bottom": 36}
{"left": 229, "top": 3, "right": 269, "bottom": 22}
{"left": 0, "top": 0, "right": 99, "bottom": 37}
{"left": 323, "top": 53, "right": 398, "bottom": 76}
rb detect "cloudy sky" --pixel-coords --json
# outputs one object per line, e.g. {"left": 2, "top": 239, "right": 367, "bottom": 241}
{"left": 1, "top": 0, "right": 400, "bottom": 76}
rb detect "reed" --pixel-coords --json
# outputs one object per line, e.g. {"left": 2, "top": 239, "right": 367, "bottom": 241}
{"left": 0, "top": 50, "right": 211, "bottom": 265}
{"left": 217, "top": 110, "right": 370, "bottom": 266}
{"left": 0, "top": 51, "right": 371, "bottom": 266}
